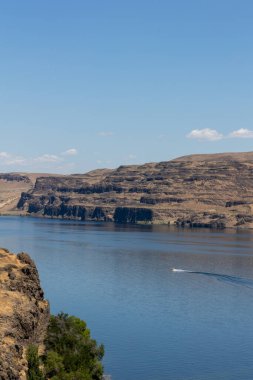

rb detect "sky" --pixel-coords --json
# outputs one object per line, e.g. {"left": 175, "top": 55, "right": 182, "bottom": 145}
{"left": 0, "top": 0, "right": 253, "bottom": 173}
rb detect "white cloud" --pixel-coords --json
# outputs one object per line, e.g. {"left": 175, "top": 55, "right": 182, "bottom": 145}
{"left": 62, "top": 148, "right": 78, "bottom": 156}
{"left": 0, "top": 152, "right": 27, "bottom": 166}
{"left": 96, "top": 159, "right": 112, "bottom": 165}
{"left": 6, "top": 158, "right": 27, "bottom": 166}
{"left": 229, "top": 128, "right": 253, "bottom": 138}
{"left": 0, "top": 150, "right": 78, "bottom": 173}
{"left": 128, "top": 154, "right": 136, "bottom": 159}
{"left": 55, "top": 162, "right": 76, "bottom": 172}
{"left": 0, "top": 152, "right": 10, "bottom": 159}
{"left": 97, "top": 131, "right": 114, "bottom": 137}
{"left": 187, "top": 128, "right": 223, "bottom": 141}
{"left": 34, "top": 154, "right": 62, "bottom": 163}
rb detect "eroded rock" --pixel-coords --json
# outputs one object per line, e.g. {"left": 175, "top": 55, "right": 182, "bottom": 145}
{"left": 0, "top": 249, "right": 50, "bottom": 379}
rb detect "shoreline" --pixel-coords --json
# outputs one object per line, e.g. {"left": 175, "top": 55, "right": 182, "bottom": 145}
{"left": 0, "top": 212, "right": 251, "bottom": 231}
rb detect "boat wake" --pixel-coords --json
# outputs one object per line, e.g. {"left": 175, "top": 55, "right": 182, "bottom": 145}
{"left": 171, "top": 268, "right": 253, "bottom": 289}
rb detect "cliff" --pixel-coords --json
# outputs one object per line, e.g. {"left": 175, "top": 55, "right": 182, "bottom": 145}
{"left": 0, "top": 173, "right": 33, "bottom": 215}
{"left": 0, "top": 173, "right": 60, "bottom": 216}
{"left": 14, "top": 152, "right": 253, "bottom": 228}
{"left": 4, "top": 151, "right": 253, "bottom": 228}
{"left": 0, "top": 248, "right": 50, "bottom": 379}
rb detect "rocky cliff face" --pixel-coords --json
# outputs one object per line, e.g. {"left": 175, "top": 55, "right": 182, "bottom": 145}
{"left": 10, "top": 151, "right": 253, "bottom": 228}
{"left": 0, "top": 172, "right": 60, "bottom": 216}
{"left": 0, "top": 248, "right": 50, "bottom": 379}
{"left": 0, "top": 174, "right": 33, "bottom": 215}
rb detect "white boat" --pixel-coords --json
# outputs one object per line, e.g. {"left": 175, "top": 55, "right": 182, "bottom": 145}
{"left": 171, "top": 268, "right": 189, "bottom": 272}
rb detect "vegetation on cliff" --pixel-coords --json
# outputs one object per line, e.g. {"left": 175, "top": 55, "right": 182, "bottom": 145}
{"left": 27, "top": 313, "right": 104, "bottom": 380}
{"left": 0, "top": 249, "right": 104, "bottom": 379}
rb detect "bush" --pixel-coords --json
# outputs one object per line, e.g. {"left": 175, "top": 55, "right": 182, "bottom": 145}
{"left": 27, "top": 345, "right": 44, "bottom": 380}
{"left": 44, "top": 351, "right": 64, "bottom": 378}
{"left": 44, "top": 313, "right": 104, "bottom": 380}
{"left": 26, "top": 313, "right": 104, "bottom": 380}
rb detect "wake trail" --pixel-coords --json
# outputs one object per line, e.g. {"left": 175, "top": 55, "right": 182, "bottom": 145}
{"left": 171, "top": 268, "right": 253, "bottom": 289}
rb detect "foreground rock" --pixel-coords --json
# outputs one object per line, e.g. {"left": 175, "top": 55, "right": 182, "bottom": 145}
{"left": 0, "top": 248, "right": 49, "bottom": 379}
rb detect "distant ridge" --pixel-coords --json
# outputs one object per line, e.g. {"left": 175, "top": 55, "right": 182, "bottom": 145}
{"left": 1, "top": 151, "right": 253, "bottom": 228}
{"left": 174, "top": 151, "right": 253, "bottom": 162}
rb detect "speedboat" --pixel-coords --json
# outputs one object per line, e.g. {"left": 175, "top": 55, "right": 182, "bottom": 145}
{"left": 171, "top": 268, "right": 186, "bottom": 272}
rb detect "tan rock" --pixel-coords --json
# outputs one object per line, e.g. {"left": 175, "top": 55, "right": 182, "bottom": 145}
{"left": 0, "top": 248, "right": 49, "bottom": 379}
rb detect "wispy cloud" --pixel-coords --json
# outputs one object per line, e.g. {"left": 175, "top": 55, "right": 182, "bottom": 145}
{"left": 0, "top": 150, "right": 77, "bottom": 173}
{"left": 6, "top": 158, "right": 27, "bottom": 166}
{"left": 96, "top": 159, "right": 112, "bottom": 165}
{"left": 61, "top": 148, "right": 78, "bottom": 156}
{"left": 97, "top": 131, "right": 114, "bottom": 137}
{"left": 229, "top": 128, "right": 253, "bottom": 138}
{"left": 0, "top": 152, "right": 27, "bottom": 166}
{"left": 187, "top": 128, "right": 223, "bottom": 141}
{"left": 0, "top": 152, "right": 11, "bottom": 159}
{"left": 34, "top": 154, "right": 62, "bottom": 163}
{"left": 128, "top": 154, "right": 136, "bottom": 160}
{"left": 54, "top": 162, "right": 76, "bottom": 171}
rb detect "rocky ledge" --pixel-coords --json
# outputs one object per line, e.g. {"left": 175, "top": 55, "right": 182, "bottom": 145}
{"left": 0, "top": 248, "right": 49, "bottom": 379}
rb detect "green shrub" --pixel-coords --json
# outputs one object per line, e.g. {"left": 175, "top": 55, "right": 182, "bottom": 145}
{"left": 44, "top": 351, "right": 64, "bottom": 378}
{"left": 27, "top": 345, "right": 44, "bottom": 380}
{"left": 25, "top": 313, "right": 104, "bottom": 380}
{"left": 44, "top": 313, "right": 104, "bottom": 380}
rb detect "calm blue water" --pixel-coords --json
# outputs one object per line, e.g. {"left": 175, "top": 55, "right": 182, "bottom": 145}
{"left": 1, "top": 216, "right": 253, "bottom": 380}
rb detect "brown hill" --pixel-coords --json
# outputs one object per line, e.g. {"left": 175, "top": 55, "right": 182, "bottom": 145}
{"left": 14, "top": 151, "right": 253, "bottom": 228}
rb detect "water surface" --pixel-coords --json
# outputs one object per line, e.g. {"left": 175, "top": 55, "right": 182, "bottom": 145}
{"left": 1, "top": 216, "right": 253, "bottom": 380}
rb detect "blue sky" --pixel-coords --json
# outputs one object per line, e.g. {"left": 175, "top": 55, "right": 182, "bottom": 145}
{"left": 0, "top": 0, "right": 253, "bottom": 173}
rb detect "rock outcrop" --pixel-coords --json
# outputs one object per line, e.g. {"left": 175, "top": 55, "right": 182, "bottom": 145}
{"left": 0, "top": 248, "right": 49, "bottom": 379}
{"left": 0, "top": 172, "right": 60, "bottom": 216}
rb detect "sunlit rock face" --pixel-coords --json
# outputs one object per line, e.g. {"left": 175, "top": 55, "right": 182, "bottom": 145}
{"left": 0, "top": 249, "right": 49, "bottom": 380}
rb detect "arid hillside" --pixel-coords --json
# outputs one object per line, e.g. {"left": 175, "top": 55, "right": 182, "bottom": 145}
{"left": 12, "top": 151, "right": 253, "bottom": 228}
{"left": 0, "top": 174, "right": 33, "bottom": 214}
{"left": 0, "top": 173, "right": 61, "bottom": 215}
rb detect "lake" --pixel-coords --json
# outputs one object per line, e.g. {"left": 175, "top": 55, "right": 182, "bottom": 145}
{"left": 1, "top": 216, "right": 253, "bottom": 380}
